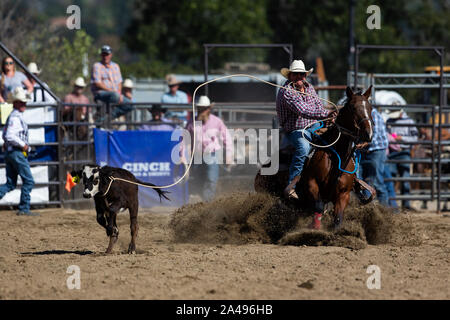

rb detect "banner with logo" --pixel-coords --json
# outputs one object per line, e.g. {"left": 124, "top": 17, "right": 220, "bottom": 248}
{"left": 93, "top": 128, "right": 188, "bottom": 208}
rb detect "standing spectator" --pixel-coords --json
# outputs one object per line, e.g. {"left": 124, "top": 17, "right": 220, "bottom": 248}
{"left": 139, "top": 105, "right": 175, "bottom": 131}
{"left": 0, "top": 87, "right": 36, "bottom": 216}
{"left": 186, "top": 96, "right": 232, "bottom": 201}
{"left": 386, "top": 109, "right": 419, "bottom": 210}
{"left": 63, "top": 77, "right": 90, "bottom": 140}
{"left": 161, "top": 74, "right": 188, "bottom": 122}
{"left": 0, "top": 56, "right": 33, "bottom": 103}
{"left": 25, "top": 62, "right": 55, "bottom": 103}
{"left": 90, "top": 45, "right": 132, "bottom": 119}
{"left": 358, "top": 107, "right": 389, "bottom": 206}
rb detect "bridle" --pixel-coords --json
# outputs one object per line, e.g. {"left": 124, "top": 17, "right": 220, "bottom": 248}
{"left": 335, "top": 99, "right": 373, "bottom": 143}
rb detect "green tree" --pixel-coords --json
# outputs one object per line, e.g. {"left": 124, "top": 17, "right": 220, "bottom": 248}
{"left": 123, "top": 0, "right": 272, "bottom": 77}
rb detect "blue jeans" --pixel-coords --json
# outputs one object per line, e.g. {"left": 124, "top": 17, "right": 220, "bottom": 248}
{"left": 94, "top": 91, "right": 133, "bottom": 119}
{"left": 0, "top": 150, "right": 35, "bottom": 212}
{"left": 193, "top": 151, "right": 219, "bottom": 201}
{"left": 383, "top": 164, "right": 398, "bottom": 208}
{"left": 359, "top": 149, "right": 388, "bottom": 206}
{"left": 388, "top": 151, "right": 412, "bottom": 208}
{"left": 286, "top": 129, "right": 313, "bottom": 183}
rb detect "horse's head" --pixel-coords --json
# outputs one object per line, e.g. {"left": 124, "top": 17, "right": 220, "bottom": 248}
{"left": 339, "top": 85, "right": 374, "bottom": 144}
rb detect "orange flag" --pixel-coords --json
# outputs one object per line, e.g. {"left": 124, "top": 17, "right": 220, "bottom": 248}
{"left": 65, "top": 172, "right": 77, "bottom": 193}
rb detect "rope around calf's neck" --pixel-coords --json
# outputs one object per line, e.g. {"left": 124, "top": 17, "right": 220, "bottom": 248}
{"left": 99, "top": 74, "right": 341, "bottom": 190}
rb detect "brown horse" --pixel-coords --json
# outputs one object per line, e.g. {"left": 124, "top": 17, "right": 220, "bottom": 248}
{"left": 255, "top": 86, "right": 374, "bottom": 229}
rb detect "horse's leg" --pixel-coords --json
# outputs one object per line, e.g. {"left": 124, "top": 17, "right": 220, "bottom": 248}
{"left": 307, "top": 179, "right": 323, "bottom": 230}
{"left": 333, "top": 191, "right": 351, "bottom": 230}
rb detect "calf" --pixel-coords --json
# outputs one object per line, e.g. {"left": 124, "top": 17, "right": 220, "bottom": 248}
{"left": 71, "top": 164, "right": 170, "bottom": 254}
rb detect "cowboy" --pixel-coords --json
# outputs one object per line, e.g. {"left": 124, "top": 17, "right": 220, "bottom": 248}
{"left": 276, "top": 60, "right": 335, "bottom": 199}
{"left": 25, "top": 62, "right": 55, "bottom": 103}
{"left": 0, "top": 87, "right": 37, "bottom": 216}
{"left": 186, "top": 96, "right": 232, "bottom": 201}
{"left": 161, "top": 74, "right": 189, "bottom": 122}
{"left": 385, "top": 109, "right": 418, "bottom": 210}
{"left": 139, "top": 105, "right": 175, "bottom": 131}
{"left": 63, "top": 77, "right": 90, "bottom": 122}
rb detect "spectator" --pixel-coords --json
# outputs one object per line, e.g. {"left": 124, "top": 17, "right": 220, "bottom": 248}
{"left": 90, "top": 45, "right": 132, "bottom": 119}
{"left": 139, "top": 105, "right": 175, "bottom": 131}
{"left": 186, "top": 96, "right": 232, "bottom": 201}
{"left": 358, "top": 107, "right": 389, "bottom": 206}
{"left": 0, "top": 87, "right": 37, "bottom": 216}
{"left": 0, "top": 56, "right": 33, "bottom": 103}
{"left": 63, "top": 77, "right": 90, "bottom": 140}
{"left": 385, "top": 109, "right": 419, "bottom": 210}
{"left": 25, "top": 62, "right": 55, "bottom": 103}
{"left": 161, "top": 74, "right": 188, "bottom": 122}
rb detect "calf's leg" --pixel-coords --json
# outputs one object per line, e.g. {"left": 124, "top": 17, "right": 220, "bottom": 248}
{"left": 128, "top": 204, "right": 139, "bottom": 254}
{"left": 105, "top": 210, "right": 119, "bottom": 254}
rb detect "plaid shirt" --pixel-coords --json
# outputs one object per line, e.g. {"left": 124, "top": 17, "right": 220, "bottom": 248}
{"left": 91, "top": 61, "right": 122, "bottom": 94}
{"left": 276, "top": 81, "right": 329, "bottom": 132}
{"left": 367, "top": 109, "right": 388, "bottom": 152}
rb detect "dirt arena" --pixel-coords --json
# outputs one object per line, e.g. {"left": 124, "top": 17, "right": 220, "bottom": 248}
{"left": 0, "top": 193, "right": 449, "bottom": 300}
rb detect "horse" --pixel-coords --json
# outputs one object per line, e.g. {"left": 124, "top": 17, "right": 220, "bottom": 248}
{"left": 255, "top": 86, "right": 374, "bottom": 229}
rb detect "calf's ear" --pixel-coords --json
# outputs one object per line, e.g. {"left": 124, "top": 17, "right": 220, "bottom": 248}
{"left": 70, "top": 170, "right": 83, "bottom": 181}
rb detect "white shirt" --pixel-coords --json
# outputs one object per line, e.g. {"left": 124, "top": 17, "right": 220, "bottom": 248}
{"left": 2, "top": 109, "right": 29, "bottom": 151}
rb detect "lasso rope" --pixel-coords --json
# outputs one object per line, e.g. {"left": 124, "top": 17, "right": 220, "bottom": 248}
{"left": 100, "top": 74, "right": 340, "bottom": 192}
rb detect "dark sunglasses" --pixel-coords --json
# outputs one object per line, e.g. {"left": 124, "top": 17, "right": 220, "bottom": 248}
{"left": 292, "top": 72, "right": 307, "bottom": 76}
{"left": 4, "top": 61, "right": 14, "bottom": 65}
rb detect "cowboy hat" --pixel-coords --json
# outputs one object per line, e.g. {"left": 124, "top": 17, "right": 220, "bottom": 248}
{"left": 196, "top": 95, "right": 214, "bottom": 108}
{"left": 74, "top": 77, "right": 87, "bottom": 87}
{"left": 385, "top": 109, "right": 404, "bottom": 119}
{"left": 166, "top": 74, "right": 182, "bottom": 86}
{"left": 27, "top": 62, "right": 41, "bottom": 75}
{"left": 123, "top": 79, "right": 134, "bottom": 89}
{"left": 9, "top": 87, "right": 30, "bottom": 103}
{"left": 280, "top": 60, "right": 313, "bottom": 79}
{"left": 150, "top": 105, "right": 167, "bottom": 113}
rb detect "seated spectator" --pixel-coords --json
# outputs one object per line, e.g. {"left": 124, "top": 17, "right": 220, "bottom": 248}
{"left": 25, "top": 62, "right": 55, "bottom": 103}
{"left": 139, "top": 105, "right": 175, "bottom": 131}
{"left": 63, "top": 77, "right": 90, "bottom": 140}
{"left": 0, "top": 56, "right": 33, "bottom": 103}
{"left": 161, "top": 74, "right": 188, "bottom": 122}
{"left": 385, "top": 109, "right": 419, "bottom": 211}
{"left": 90, "top": 45, "right": 132, "bottom": 119}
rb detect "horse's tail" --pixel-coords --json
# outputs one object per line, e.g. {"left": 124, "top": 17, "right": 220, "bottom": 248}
{"left": 136, "top": 179, "right": 171, "bottom": 202}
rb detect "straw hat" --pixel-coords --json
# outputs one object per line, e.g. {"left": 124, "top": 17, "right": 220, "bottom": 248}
{"left": 196, "top": 96, "right": 214, "bottom": 108}
{"left": 280, "top": 60, "right": 313, "bottom": 79}
{"left": 74, "top": 77, "right": 87, "bottom": 87}
{"left": 27, "top": 62, "right": 41, "bottom": 75}
{"left": 123, "top": 79, "right": 134, "bottom": 89}
{"left": 9, "top": 87, "right": 30, "bottom": 103}
{"left": 385, "top": 109, "right": 404, "bottom": 120}
{"left": 166, "top": 74, "right": 182, "bottom": 86}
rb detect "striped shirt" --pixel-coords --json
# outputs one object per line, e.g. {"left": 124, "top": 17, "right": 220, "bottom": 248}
{"left": 367, "top": 109, "right": 389, "bottom": 152}
{"left": 276, "top": 80, "right": 329, "bottom": 132}
{"left": 2, "top": 109, "right": 29, "bottom": 151}
{"left": 90, "top": 61, "right": 122, "bottom": 94}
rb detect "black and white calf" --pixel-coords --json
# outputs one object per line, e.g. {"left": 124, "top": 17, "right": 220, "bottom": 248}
{"left": 71, "top": 164, "right": 170, "bottom": 254}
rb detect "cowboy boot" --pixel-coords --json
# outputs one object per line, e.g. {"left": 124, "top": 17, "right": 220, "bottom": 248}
{"left": 284, "top": 175, "right": 301, "bottom": 200}
{"left": 353, "top": 178, "right": 376, "bottom": 205}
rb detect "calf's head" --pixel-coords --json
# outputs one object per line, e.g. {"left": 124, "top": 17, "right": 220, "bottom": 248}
{"left": 71, "top": 165, "right": 101, "bottom": 198}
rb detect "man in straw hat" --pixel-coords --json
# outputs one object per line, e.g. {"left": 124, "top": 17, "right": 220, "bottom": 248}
{"left": 0, "top": 87, "right": 37, "bottom": 216}
{"left": 161, "top": 74, "right": 189, "bottom": 122}
{"left": 186, "top": 95, "right": 232, "bottom": 201}
{"left": 277, "top": 59, "right": 336, "bottom": 200}
{"left": 63, "top": 77, "right": 90, "bottom": 123}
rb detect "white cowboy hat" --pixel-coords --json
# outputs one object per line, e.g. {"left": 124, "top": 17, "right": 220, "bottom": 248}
{"left": 9, "top": 87, "right": 30, "bottom": 103}
{"left": 74, "top": 77, "right": 87, "bottom": 87}
{"left": 385, "top": 109, "right": 404, "bottom": 119}
{"left": 123, "top": 78, "right": 134, "bottom": 89}
{"left": 166, "top": 74, "right": 182, "bottom": 86}
{"left": 280, "top": 60, "right": 314, "bottom": 79}
{"left": 27, "top": 62, "right": 41, "bottom": 75}
{"left": 196, "top": 95, "right": 214, "bottom": 108}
